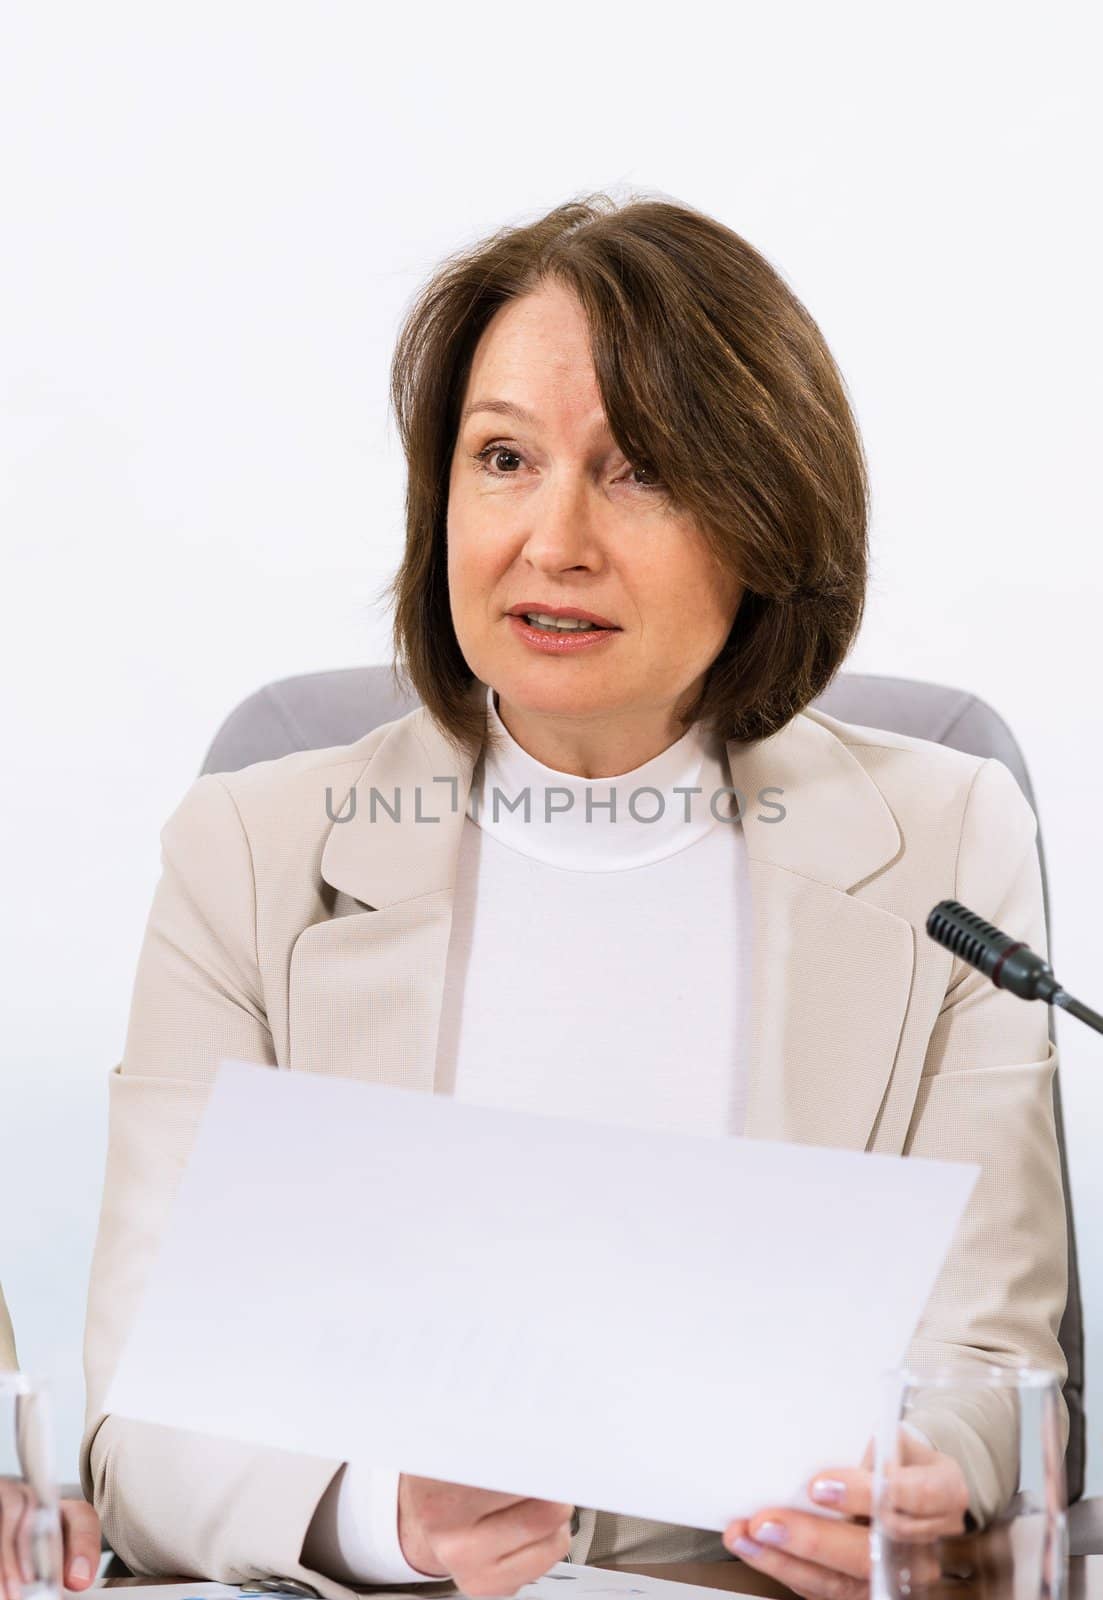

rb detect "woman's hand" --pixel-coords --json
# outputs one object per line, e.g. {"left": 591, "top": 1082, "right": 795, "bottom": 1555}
{"left": 59, "top": 1498, "right": 101, "bottom": 1592}
{"left": 397, "top": 1472, "right": 574, "bottom": 1598}
{"left": 0, "top": 1482, "right": 100, "bottom": 1599}
{"left": 722, "top": 1436, "right": 970, "bottom": 1600}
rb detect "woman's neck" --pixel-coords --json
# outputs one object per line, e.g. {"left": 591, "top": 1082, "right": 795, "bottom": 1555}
{"left": 472, "top": 684, "right": 727, "bottom": 872}
{"left": 491, "top": 689, "right": 698, "bottom": 778}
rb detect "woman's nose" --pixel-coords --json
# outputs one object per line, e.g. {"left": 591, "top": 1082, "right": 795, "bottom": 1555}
{"left": 519, "top": 473, "right": 604, "bottom": 572}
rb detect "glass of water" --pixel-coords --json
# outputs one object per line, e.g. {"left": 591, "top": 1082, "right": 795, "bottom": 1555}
{"left": 0, "top": 1373, "right": 62, "bottom": 1600}
{"left": 871, "top": 1365, "right": 1067, "bottom": 1600}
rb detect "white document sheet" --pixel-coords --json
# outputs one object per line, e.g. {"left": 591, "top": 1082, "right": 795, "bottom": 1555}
{"left": 88, "top": 1565, "right": 744, "bottom": 1600}
{"left": 106, "top": 1059, "right": 978, "bottom": 1532}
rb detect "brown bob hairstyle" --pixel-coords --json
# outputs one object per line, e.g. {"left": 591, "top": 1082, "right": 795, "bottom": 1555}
{"left": 384, "top": 191, "right": 868, "bottom": 752}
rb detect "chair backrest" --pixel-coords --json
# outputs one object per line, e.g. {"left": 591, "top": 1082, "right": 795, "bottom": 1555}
{"left": 200, "top": 666, "right": 1085, "bottom": 1501}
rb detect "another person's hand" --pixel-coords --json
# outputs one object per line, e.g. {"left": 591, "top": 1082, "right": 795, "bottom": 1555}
{"left": 397, "top": 1473, "right": 574, "bottom": 1597}
{"left": 0, "top": 1482, "right": 100, "bottom": 1598}
{"left": 722, "top": 1435, "right": 970, "bottom": 1600}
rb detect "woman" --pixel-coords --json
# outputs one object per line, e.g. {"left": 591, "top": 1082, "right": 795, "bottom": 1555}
{"left": 79, "top": 194, "right": 1067, "bottom": 1600}
{"left": 0, "top": 1285, "right": 101, "bottom": 1595}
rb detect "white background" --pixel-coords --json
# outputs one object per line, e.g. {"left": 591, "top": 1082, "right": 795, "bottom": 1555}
{"left": 1, "top": 1, "right": 1100, "bottom": 1492}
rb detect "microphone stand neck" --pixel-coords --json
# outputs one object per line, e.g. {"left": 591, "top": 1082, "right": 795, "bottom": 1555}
{"left": 1053, "top": 991, "right": 1103, "bottom": 1036}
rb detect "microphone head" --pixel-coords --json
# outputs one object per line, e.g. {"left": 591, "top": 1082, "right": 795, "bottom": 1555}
{"left": 926, "top": 899, "right": 1056, "bottom": 1002}
{"left": 926, "top": 900, "right": 1011, "bottom": 978}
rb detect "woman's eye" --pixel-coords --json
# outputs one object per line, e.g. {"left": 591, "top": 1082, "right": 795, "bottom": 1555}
{"left": 474, "top": 445, "right": 523, "bottom": 477}
{"left": 472, "top": 444, "right": 664, "bottom": 493}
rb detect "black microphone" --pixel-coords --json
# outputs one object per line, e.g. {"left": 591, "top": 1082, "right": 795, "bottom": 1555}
{"left": 926, "top": 900, "right": 1103, "bottom": 1035}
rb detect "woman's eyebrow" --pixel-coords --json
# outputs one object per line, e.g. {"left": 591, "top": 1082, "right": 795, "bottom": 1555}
{"left": 460, "top": 398, "right": 616, "bottom": 447}
{"left": 460, "top": 398, "right": 541, "bottom": 428}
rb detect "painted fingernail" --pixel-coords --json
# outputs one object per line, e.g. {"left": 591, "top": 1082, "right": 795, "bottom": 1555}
{"left": 731, "top": 1537, "right": 763, "bottom": 1559}
{"left": 754, "top": 1521, "right": 789, "bottom": 1547}
{"left": 811, "top": 1478, "right": 847, "bottom": 1506}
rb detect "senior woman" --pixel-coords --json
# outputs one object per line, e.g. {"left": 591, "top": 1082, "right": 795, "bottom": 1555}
{"left": 80, "top": 194, "right": 1066, "bottom": 1600}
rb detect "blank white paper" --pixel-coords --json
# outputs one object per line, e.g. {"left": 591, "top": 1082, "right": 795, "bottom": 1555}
{"left": 105, "top": 1059, "right": 978, "bottom": 1532}
{"left": 92, "top": 1564, "right": 740, "bottom": 1600}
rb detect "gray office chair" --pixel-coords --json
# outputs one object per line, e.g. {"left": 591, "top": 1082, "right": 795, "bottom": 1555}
{"left": 200, "top": 666, "right": 1096, "bottom": 1550}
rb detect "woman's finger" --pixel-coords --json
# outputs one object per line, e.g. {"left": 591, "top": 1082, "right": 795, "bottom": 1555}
{"left": 726, "top": 1527, "right": 870, "bottom": 1600}
{"left": 883, "top": 1460, "right": 970, "bottom": 1528}
{"left": 809, "top": 1456, "right": 968, "bottom": 1538}
{"left": 0, "top": 1479, "right": 32, "bottom": 1600}
{"left": 16, "top": 1494, "right": 35, "bottom": 1587}
{"left": 875, "top": 1507, "right": 965, "bottom": 1545}
{"left": 729, "top": 1520, "right": 942, "bottom": 1600}
{"left": 727, "top": 1509, "right": 872, "bottom": 1583}
{"left": 808, "top": 1468, "right": 873, "bottom": 1518}
{"left": 59, "top": 1499, "right": 101, "bottom": 1590}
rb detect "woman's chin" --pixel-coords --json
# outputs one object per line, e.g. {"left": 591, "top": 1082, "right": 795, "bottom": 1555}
{"left": 489, "top": 673, "right": 630, "bottom": 724}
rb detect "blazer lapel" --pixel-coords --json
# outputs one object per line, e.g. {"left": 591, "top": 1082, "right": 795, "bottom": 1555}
{"left": 289, "top": 685, "right": 916, "bottom": 1156}
{"left": 286, "top": 686, "right": 483, "bottom": 1093}
{"left": 728, "top": 710, "right": 916, "bottom": 1151}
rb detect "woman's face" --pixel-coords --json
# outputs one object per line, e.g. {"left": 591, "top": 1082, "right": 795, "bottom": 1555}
{"left": 446, "top": 279, "right": 744, "bottom": 742}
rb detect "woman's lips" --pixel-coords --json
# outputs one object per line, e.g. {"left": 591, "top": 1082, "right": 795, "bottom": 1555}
{"left": 506, "top": 615, "right": 621, "bottom": 653}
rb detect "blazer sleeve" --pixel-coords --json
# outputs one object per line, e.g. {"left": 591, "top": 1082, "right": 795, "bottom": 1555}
{"left": 0, "top": 1284, "right": 17, "bottom": 1370}
{"left": 900, "top": 757, "right": 1069, "bottom": 1526}
{"left": 80, "top": 774, "right": 449, "bottom": 1597}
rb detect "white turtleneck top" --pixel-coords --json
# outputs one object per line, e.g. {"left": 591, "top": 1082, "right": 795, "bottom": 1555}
{"left": 311, "top": 687, "right": 752, "bottom": 1583}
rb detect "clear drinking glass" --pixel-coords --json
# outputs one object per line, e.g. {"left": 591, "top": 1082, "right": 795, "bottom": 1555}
{"left": 0, "top": 1373, "right": 63, "bottom": 1600}
{"left": 871, "top": 1366, "right": 1067, "bottom": 1600}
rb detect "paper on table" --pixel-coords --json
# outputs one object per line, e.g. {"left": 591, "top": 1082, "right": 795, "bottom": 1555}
{"left": 89, "top": 1565, "right": 743, "bottom": 1600}
{"left": 71, "top": 1589, "right": 241, "bottom": 1600}
{"left": 106, "top": 1059, "right": 978, "bottom": 1532}
{"left": 515, "top": 1563, "right": 745, "bottom": 1599}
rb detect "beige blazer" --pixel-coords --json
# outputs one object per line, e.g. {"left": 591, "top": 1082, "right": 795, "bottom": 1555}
{"left": 0, "top": 1286, "right": 16, "bottom": 1370}
{"left": 80, "top": 682, "right": 1068, "bottom": 1594}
